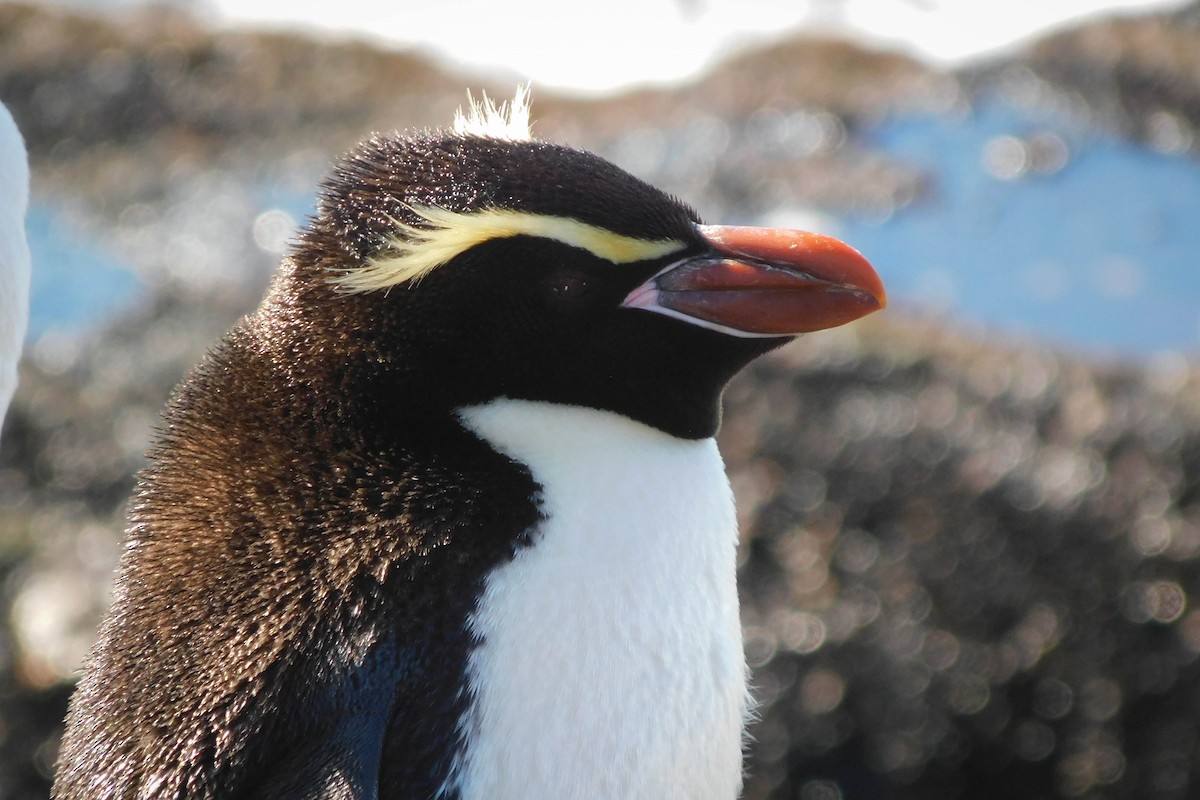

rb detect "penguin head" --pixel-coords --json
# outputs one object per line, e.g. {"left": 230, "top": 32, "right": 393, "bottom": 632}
{"left": 274, "top": 89, "right": 885, "bottom": 439}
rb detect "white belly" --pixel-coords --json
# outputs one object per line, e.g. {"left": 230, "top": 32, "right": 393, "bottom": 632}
{"left": 448, "top": 399, "right": 748, "bottom": 800}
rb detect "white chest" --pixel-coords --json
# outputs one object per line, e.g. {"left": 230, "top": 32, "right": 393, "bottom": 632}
{"left": 448, "top": 400, "right": 748, "bottom": 800}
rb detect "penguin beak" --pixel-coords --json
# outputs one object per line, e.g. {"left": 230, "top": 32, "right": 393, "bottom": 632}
{"left": 622, "top": 225, "right": 886, "bottom": 337}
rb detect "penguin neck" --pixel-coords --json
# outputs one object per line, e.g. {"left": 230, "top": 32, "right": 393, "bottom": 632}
{"left": 450, "top": 399, "right": 748, "bottom": 800}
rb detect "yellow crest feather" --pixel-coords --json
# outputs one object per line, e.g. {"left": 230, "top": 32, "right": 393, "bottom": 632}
{"left": 330, "top": 206, "right": 686, "bottom": 295}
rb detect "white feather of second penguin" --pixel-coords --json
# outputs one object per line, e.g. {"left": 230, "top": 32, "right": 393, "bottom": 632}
{"left": 0, "top": 100, "right": 30, "bottom": 431}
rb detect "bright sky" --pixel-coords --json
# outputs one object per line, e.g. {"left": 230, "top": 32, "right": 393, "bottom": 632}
{"left": 204, "top": 0, "right": 1188, "bottom": 94}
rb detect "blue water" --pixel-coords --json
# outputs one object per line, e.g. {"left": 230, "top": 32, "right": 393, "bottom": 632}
{"left": 27, "top": 100, "right": 1200, "bottom": 358}
{"left": 27, "top": 208, "right": 141, "bottom": 336}
{"left": 841, "top": 101, "right": 1200, "bottom": 357}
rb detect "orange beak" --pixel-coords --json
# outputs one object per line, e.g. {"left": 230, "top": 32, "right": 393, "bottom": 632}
{"left": 623, "top": 224, "right": 885, "bottom": 337}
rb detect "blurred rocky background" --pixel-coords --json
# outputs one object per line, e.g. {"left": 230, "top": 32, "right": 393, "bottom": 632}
{"left": 1, "top": 1, "right": 1199, "bottom": 798}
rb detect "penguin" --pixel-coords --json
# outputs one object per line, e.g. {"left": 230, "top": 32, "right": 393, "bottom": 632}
{"left": 0, "top": 99, "right": 30, "bottom": 430}
{"left": 52, "top": 89, "right": 885, "bottom": 800}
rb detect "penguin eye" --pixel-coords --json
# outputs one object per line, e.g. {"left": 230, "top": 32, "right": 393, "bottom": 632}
{"left": 546, "top": 270, "right": 593, "bottom": 300}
